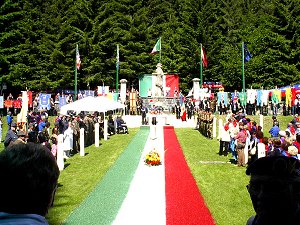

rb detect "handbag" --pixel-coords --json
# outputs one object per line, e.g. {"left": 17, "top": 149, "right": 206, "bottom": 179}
{"left": 237, "top": 142, "right": 245, "bottom": 149}
{"left": 249, "top": 146, "right": 257, "bottom": 155}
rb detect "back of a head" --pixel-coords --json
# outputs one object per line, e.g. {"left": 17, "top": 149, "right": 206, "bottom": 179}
{"left": 0, "top": 143, "right": 59, "bottom": 216}
{"left": 246, "top": 156, "right": 300, "bottom": 224}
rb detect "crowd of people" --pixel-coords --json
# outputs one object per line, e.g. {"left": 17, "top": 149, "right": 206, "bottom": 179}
{"left": 2, "top": 109, "right": 129, "bottom": 160}
{"left": 217, "top": 112, "right": 300, "bottom": 167}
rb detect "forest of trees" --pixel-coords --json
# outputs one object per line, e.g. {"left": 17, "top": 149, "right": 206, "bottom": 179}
{"left": 1, "top": 0, "right": 300, "bottom": 94}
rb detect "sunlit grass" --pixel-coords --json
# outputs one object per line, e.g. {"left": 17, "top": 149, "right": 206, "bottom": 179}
{"left": 46, "top": 128, "right": 139, "bottom": 225}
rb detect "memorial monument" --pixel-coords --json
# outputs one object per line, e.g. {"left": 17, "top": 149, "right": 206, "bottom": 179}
{"left": 152, "top": 63, "right": 165, "bottom": 97}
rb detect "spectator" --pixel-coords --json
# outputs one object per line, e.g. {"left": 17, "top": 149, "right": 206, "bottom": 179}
{"left": 116, "top": 116, "right": 128, "bottom": 134}
{"left": 6, "top": 111, "right": 13, "bottom": 130}
{"left": 256, "top": 126, "right": 264, "bottom": 142}
{"left": 38, "top": 116, "right": 46, "bottom": 132}
{"left": 12, "top": 131, "right": 27, "bottom": 145}
{"left": 27, "top": 123, "right": 38, "bottom": 143}
{"left": 63, "top": 121, "right": 73, "bottom": 158}
{"left": 38, "top": 132, "right": 51, "bottom": 151}
{"left": 219, "top": 119, "right": 231, "bottom": 156}
{"left": 235, "top": 122, "right": 247, "bottom": 167}
{"left": 107, "top": 115, "right": 115, "bottom": 135}
{"left": 268, "top": 139, "right": 284, "bottom": 157}
{"left": 51, "top": 135, "right": 58, "bottom": 158}
{"left": 269, "top": 121, "right": 280, "bottom": 138}
{"left": 292, "top": 134, "right": 300, "bottom": 154}
{"left": 246, "top": 156, "right": 300, "bottom": 225}
{"left": 0, "top": 143, "right": 59, "bottom": 223}
{"left": 3, "top": 122, "right": 18, "bottom": 148}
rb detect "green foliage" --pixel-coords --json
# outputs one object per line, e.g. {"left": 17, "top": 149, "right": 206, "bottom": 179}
{"left": 1, "top": 0, "right": 300, "bottom": 93}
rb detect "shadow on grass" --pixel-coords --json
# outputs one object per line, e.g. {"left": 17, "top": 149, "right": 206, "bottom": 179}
{"left": 229, "top": 158, "right": 237, "bottom": 164}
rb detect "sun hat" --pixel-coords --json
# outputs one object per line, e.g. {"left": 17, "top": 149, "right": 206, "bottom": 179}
{"left": 279, "top": 130, "right": 286, "bottom": 137}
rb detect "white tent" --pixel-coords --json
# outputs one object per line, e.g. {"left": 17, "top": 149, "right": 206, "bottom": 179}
{"left": 59, "top": 96, "right": 124, "bottom": 115}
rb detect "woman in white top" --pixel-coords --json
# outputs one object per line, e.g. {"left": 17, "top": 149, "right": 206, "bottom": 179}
{"left": 63, "top": 121, "right": 73, "bottom": 158}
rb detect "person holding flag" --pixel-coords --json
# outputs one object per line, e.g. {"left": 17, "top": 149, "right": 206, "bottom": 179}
{"left": 179, "top": 92, "right": 187, "bottom": 121}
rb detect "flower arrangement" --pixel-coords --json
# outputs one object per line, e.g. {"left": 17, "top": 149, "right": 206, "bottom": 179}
{"left": 144, "top": 149, "right": 161, "bottom": 166}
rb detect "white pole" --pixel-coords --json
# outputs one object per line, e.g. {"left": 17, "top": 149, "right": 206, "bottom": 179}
{"left": 95, "top": 122, "right": 99, "bottom": 147}
{"left": 57, "top": 134, "right": 64, "bottom": 171}
{"left": 104, "top": 113, "right": 108, "bottom": 141}
{"left": 80, "top": 128, "right": 85, "bottom": 156}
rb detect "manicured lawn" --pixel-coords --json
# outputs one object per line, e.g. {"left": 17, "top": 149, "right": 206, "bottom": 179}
{"left": 176, "top": 114, "right": 294, "bottom": 225}
{"left": 46, "top": 128, "right": 139, "bottom": 225}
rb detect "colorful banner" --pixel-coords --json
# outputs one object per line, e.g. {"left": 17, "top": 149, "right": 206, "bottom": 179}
{"left": 4, "top": 100, "right": 13, "bottom": 108}
{"left": 13, "top": 100, "right": 22, "bottom": 108}
{"left": 247, "top": 89, "right": 256, "bottom": 104}
{"left": 84, "top": 90, "right": 95, "bottom": 97}
{"left": 27, "top": 91, "right": 33, "bottom": 108}
{"left": 39, "top": 93, "right": 51, "bottom": 110}
{"left": 59, "top": 96, "right": 67, "bottom": 108}
{"left": 97, "top": 86, "right": 109, "bottom": 96}
{"left": 217, "top": 92, "right": 228, "bottom": 106}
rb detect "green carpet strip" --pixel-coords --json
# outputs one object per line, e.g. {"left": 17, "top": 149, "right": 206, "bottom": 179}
{"left": 63, "top": 126, "right": 150, "bottom": 225}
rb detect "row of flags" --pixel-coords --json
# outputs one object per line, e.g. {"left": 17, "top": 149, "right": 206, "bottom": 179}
{"left": 150, "top": 37, "right": 209, "bottom": 67}
{"left": 75, "top": 39, "right": 252, "bottom": 71}
{"left": 150, "top": 38, "right": 252, "bottom": 67}
{"left": 216, "top": 88, "right": 298, "bottom": 107}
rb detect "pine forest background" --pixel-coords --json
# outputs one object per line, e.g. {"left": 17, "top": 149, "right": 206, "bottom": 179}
{"left": 1, "top": 0, "right": 300, "bottom": 94}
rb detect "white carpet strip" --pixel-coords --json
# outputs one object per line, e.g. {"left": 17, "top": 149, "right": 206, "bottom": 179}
{"left": 112, "top": 125, "right": 166, "bottom": 225}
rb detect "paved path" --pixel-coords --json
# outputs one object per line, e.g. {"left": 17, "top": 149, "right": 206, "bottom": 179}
{"left": 123, "top": 114, "right": 196, "bottom": 128}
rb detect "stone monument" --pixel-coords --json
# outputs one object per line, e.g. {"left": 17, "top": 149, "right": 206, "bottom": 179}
{"left": 152, "top": 63, "right": 165, "bottom": 97}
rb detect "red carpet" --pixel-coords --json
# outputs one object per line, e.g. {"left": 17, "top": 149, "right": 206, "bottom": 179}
{"left": 164, "top": 126, "right": 215, "bottom": 225}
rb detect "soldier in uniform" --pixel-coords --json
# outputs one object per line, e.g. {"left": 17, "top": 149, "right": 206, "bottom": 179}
{"left": 71, "top": 116, "right": 80, "bottom": 153}
{"left": 175, "top": 103, "right": 181, "bottom": 119}
{"left": 210, "top": 98, "right": 216, "bottom": 113}
{"left": 83, "top": 114, "right": 89, "bottom": 146}
{"left": 207, "top": 112, "right": 214, "bottom": 139}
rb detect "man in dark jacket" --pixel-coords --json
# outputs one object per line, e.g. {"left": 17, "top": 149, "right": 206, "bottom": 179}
{"left": 4, "top": 122, "right": 18, "bottom": 148}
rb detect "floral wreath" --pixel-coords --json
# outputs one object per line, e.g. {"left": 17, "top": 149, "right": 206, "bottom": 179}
{"left": 144, "top": 148, "right": 161, "bottom": 166}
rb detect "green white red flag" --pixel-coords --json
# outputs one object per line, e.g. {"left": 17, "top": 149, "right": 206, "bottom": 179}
{"left": 151, "top": 38, "right": 161, "bottom": 54}
{"left": 76, "top": 44, "right": 81, "bottom": 70}
{"left": 201, "top": 47, "right": 208, "bottom": 67}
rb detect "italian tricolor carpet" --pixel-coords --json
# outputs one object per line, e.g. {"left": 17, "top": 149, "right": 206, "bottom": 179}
{"left": 64, "top": 125, "right": 215, "bottom": 225}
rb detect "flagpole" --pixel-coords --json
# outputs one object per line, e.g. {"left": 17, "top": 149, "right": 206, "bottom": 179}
{"left": 200, "top": 44, "right": 203, "bottom": 88}
{"left": 242, "top": 42, "right": 245, "bottom": 93}
{"left": 116, "top": 44, "right": 119, "bottom": 95}
{"left": 74, "top": 44, "right": 78, "bottom": 101}
{"left": 159, "top": 37, "right": 161, "bottom": 64}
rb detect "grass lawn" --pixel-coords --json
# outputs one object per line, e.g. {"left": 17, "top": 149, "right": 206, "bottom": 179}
{"left": 0, "top": 114, "right": 295, "bottom": 224}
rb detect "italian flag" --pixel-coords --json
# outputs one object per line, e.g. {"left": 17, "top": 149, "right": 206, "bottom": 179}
{"left": 65, "top": 126, "right": 215, "bottom": 225}
{"left": 151, "top": 38, "right": 161, "bottom": 54}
